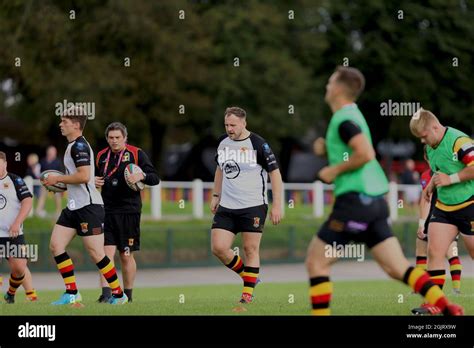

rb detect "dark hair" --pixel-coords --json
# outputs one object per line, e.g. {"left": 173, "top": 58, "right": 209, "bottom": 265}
{"left": 61, "top": 106, "right": 87, "bottom": 130}
{"left": 335, "top": 66, "right": 365, "bottom": 100}
{"left": 105, "top": 122, "right": 128, "bottom": 138}
{"left": 225, "top": 106, "right": 246, "bottom": 119}
{"left": 0, "top": 151, "right": 6, "bottom": 161}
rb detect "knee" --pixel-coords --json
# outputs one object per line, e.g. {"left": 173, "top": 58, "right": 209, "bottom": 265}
{"left": 120, "top": 253, "right": 134, "bottom": 265}
{"left": 49, "top": 240, "right": 63, "bottom": 255}
{"left": 243, "top": 244, "right": 258, "bottom": 257}
{"left": 211, "top": 243, "right": 227, "bottom": 258}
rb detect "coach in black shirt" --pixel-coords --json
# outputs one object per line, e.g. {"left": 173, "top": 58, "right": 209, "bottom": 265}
{"left": 95, "top": 122, "right": 160, "bottom": 302}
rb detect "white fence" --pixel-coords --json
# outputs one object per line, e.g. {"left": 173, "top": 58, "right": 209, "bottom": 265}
{"left": 26, "top": 178, "right": 421, "bottom": 221}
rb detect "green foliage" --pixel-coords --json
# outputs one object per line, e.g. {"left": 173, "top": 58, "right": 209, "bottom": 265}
{"left": 0, "top": 1, "right": 473, "bottom": 160}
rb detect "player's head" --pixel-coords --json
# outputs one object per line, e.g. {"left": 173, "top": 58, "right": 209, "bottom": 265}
{"left": 0, "top": 151, "right": 7, "bottom": 176}
{"left": 325, "top": 66, "right": 365, "bottom": 104}
{"left": 46, "top": 145, "right": 57, "bottom": 159}
{"left": 410, "top": 108, "right": 443, "bottom": 147}
{"left": 27, "top": 153, "right": 39, "bottom": 167}
{"left": 224, "top": 106, "right": 247, "bottom": 140}
{"left": 105, "top": 122, "right": 128, "bottom": 152}
{"left": 59, "top": 106, "right": 87, "bottom": 137}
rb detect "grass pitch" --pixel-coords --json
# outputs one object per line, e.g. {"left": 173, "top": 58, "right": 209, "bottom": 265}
{"left": 2, "top": 278, "right": 472, "bottom": 316}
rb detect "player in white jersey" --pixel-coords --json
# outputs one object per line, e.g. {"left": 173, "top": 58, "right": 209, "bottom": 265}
{"left": 210, "top": 106, "right": 283, "bottom": 304}
{"left": 42, "top": 107, "right": 128, "bottom": 305}
{"left": 0, "top": 151, "right": 33, "bottom": 303}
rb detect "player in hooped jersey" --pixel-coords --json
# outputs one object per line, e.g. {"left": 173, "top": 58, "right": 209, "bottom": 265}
{"left": 42, "top": 107, "right": 128, "bottom": 305}
{"left": 210, "top": 106, "right": 283, "bottom": 304}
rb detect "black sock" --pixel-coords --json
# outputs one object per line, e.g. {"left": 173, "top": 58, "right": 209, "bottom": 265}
{"left": 102, "top": 287, "right": 112, "bottom": 298}
{"left": 124, "top": 288, "right": 133, "bottom": 302}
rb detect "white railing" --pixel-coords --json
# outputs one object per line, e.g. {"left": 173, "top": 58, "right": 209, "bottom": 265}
{"left": 25, "top": 178, "right": 421, "bottom": 221}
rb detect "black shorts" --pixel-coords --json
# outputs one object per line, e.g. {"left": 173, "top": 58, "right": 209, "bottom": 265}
{"left": 57, "top": 204, "right": 104, "bottom": 237}
{"left": 420, "top": 212, "right": 461, "bottom": 242}
{"left": 212, "top": 204, "right": 268, "bottom": 234}
{"left": 428, "top": 203, "right": 474, "bottom": 236}
{"left": 317, "top": 192, "right": 393, "bottom": 249}
{"left": 0, "top": 235, "right": 28, "bottom": 259}
{"left": 104, "top": 213, "right": 141, "bottom": 252}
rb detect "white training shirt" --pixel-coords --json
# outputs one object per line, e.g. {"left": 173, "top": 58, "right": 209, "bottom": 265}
{"left": 0, "top": 173, "right": 32, "bottom": 237}
{"left": 64, "top": 136, "right": 103, "bottom": 210}
{"left": 215, "top": 132, "right": 279, "bottom": 209}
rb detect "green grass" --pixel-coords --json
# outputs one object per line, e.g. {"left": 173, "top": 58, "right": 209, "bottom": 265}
{"left": 2, "top": 279, "right": 472, "bottom": 316}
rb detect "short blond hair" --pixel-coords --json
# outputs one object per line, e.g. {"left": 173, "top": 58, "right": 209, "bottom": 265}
{"left": 409, "top": 108, "right": 439, "bottom": 137}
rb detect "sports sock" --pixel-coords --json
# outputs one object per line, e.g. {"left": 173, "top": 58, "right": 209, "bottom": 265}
{"left": 124, "top": 288, "right": 133, "bottom": 302}
{"left": 415, "top": 256, "right": 427, "bottom": 270}
{"left": 226, "top": 255, "right": 245, "bottom": 278}
{"left": 96, "top": 256, "right": 123, "bottom": 298}
{"left": 7, "top": 273, "right": 25, "bottom": 296}
{"left": 242, "top": 266, "right": 259, "bottom": 299}
{"left": 309, "top": 276, "right": 333, "bottom": 315}
{"left": 101, "top": 286, "right": 112, "bottom": 298}
{"left": 403, "top": 266, "right": 449, "bottom": 313}
{"left": 26, "top": 289, "right": 37, "bottom": 299}
{"left": 428, "top": 269, "right": 446, "bottom": 290}
{"left": 54, "top": 252, "right": 78, "bottom": 294}
{"left": 448, "top": 257, "right": 462, "bottom": 291}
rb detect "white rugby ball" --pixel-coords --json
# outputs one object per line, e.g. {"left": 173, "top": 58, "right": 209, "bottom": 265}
{"left": 124, "top": 164, "right": 145, "bottom": 191}
{"left": 40, "top": 170, "right": 67, "bottom": 193}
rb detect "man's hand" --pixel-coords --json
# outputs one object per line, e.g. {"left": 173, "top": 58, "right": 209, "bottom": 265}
{"left": 318, "top": 166, "right": 339, "bottom": 183}
{"left": 42, "top": 175, "right": 59, "bottom": 187}
{"left": 313, "top": 137, "right": 327, "bottom": 156}
{"left": 270, "top": 205, "right": 282, "bottom": 225}
{"left": 210, "top": 196, "right": 220, "bottom": 214}
{"left": 128, "top": 172, "right": 145, "bottom": 185}
{"left": 9, "top": 222, "right": 21, "bottom": 238}
{"left": 432, "top": 172, "right": 451, "bottom": 187}
{"left": 417, "top": 225, "right": 427, "bottom": 240}
{"left": 95, "top": 176, "right": 105, "bottom": 188}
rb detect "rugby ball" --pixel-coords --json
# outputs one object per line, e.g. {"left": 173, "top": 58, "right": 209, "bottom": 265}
{"left": 124, "top": 164, "right": 145, "bottom": 191}
{"left": 40, "top": 170, "right": 67, "bottom": 193}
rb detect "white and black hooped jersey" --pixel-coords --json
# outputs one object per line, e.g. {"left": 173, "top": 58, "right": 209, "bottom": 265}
{"left": 64, "top": 136, "right": 103, "bottom": 210}
{"left": 215, "top": 132, "right": 279, "bottom": 209}
{"left": 0, "top": 173, "right": 32, "bottom": 237}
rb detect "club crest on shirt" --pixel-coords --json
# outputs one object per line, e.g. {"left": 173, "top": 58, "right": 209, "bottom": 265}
{"left": 253, "top": 217, "right": 260, "bottom": 228}
{"left": 122, "top": 152, "right": 130, "bottom": 162}
{"left": 223, "top": 160, "right": 240, "bottom": 179}
{"left": 80, "top": 222, "right": 88, "bottom": 233}
{"left": 128, "top": 238, "right": 134, "bottom": 246}
{"left": 3, "top": 183, "right": 9, "bottom": 189}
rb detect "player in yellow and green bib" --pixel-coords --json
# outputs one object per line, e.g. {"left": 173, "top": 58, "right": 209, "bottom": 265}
{"left": 306, "top": 66, "right": 463, "bottom": 316}
{"left": 410, "top": 108, "right": 474, "bottom": 314}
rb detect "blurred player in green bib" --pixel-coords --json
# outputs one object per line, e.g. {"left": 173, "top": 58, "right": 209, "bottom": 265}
{"left": 410, "top": 108, "right": 474, "bottom": 314}
{"left": 306, "top": 66, "right": 463, "bottom": 316}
